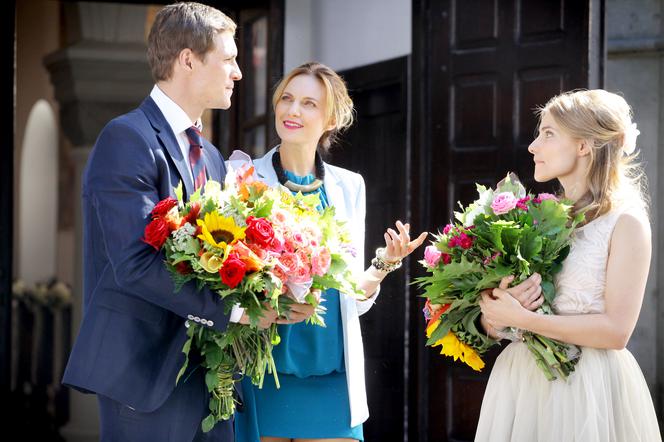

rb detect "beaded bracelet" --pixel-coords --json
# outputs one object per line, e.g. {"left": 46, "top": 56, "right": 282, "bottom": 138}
{"left": 371, "top": 247, "right": 403, "bottom": 273}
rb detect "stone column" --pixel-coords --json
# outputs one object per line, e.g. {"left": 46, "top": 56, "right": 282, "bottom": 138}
{"left": 606, "top": 0, "right": 663, "bottom": 418}
{"left": 43, "top": 3, "right": 153, "bottom": 440}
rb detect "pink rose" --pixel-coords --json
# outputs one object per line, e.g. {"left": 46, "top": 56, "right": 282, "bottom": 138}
{"left": 424, "top": 245, "right": 442, "bottom": 267}
{"left": 491, "top": 192, "right": 518, "bottom": 215}
{"left": 311, "top": 247, "right": 332, "bottom": 276}
{"left": 271, "top": 209, "right": 292, "bottom": 225}
{"left": 290, "top": 232, "right": 310, "bottom": 249}
{"left": 269, "top": 231, "right": 286, "bottom": 253}
{"left": 535, "top": 193, "right": 559, "bottom": 203}
{"left": 271, "top": 261, "right": 290, "bottom": 284}
{"left": 290, "top": 264, "right": 312, "bottom": 284}
{"left": 279, "top": 252, "right": 300, "bottom": 273}
{"left": 296, "top": 248, "right": 312, "bottom": 267}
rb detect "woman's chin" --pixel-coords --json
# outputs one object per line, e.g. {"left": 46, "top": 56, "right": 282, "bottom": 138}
{"left": 533, "top": 171, "right": 552, "bottom": 183}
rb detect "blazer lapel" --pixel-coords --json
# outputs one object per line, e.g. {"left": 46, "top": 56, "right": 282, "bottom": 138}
{"left": 253, "top": 147, "right": 280, "bottom": 186}
{"left": 323, "top": 163, "right": 348, "bottom": 221}
{"left": 140, "top": 97, "right": 195, "bottom": 197}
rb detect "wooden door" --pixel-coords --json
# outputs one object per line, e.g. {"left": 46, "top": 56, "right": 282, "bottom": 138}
{"left": 411, "top": 1, "right": 604, "bottom": 440}
{"left": 210, "top": 0, "right": 284, "bottom": 158}
{"left": 332, "top": 56, "right": 410, "bottom": 442}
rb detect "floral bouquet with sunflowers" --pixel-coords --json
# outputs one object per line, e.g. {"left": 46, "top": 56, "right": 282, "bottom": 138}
{"left": 142, "top": 165, "right": 362, "bottom": 432}
{"left": 415, "top": 173, "right": 584, "bottom": 381}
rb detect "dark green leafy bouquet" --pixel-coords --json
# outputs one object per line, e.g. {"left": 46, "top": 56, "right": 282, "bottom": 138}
{"left": 416, "top": 173, "right": 584, "bottom": 380}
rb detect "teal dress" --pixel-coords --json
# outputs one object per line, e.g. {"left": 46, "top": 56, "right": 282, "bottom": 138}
{"left": 235, "top": 170, "right": 364, "bottom": 441}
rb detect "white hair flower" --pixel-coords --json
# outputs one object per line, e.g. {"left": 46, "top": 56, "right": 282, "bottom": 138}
{"left": 622, "top": 123, "right": 640, "bottom": 155}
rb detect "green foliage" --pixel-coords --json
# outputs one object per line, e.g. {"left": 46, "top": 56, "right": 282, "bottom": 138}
{"left": 416, "top": 173, "right": 584, "bottom": 379}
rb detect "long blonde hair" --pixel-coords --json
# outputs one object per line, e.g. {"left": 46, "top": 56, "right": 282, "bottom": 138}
{"left": 272, "top": 62, "right": 354, "bottom": 151}
{"left": 537, "top": 89, "right": 648, "bottom": 221}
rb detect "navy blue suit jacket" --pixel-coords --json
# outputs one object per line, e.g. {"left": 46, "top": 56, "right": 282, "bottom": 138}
{"left": 63, "top": 97, "right": 231, "bottom": 415}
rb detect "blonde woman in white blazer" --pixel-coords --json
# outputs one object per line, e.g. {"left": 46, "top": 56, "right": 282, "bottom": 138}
{"left": 233, "top": 62, "right": 427, "bottom": 442}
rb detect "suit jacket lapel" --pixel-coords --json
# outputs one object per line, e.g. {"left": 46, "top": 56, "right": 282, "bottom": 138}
{"left": 140, "top": 97, "right": 195, "bottom": 197}
{"left": 201, "top": 142, "right": 220, "bottom": 183}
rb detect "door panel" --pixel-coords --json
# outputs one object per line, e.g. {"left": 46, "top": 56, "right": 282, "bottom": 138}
{"left": 332, "top": 56, "right": 409, "bottom": 442}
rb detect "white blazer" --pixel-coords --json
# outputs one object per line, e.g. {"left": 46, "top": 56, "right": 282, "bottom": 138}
{"left": 230, "top": 146, "right": 379, "bottom": 427}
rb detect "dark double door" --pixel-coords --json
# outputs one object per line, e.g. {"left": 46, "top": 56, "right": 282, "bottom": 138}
{"left": 335, "top": 1, "right": 602, "bottom": 440}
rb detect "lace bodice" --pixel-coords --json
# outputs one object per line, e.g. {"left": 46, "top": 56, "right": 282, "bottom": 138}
{"left": 553, "top": 207, "right": 635, "bottom": 315}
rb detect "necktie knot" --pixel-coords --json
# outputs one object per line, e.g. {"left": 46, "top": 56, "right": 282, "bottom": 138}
{"left": 185, "top": 126, "right": 203, "bottom": 148}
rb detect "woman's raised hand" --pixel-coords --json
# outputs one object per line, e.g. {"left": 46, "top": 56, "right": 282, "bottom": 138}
{"left": 382, "top": 220, "right": 428, "bottom": 262}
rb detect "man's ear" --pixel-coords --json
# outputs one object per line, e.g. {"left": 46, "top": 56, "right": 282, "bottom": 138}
{"left": 177, "top": 48, "right": 195, "bottom": 72}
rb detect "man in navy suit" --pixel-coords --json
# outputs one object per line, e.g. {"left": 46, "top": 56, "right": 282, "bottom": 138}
{"left": 63, "top": 3, "right": 250, "bottom": 441}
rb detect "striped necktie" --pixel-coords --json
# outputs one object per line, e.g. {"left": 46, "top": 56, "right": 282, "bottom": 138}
{"left": 185, "top": 126, "right": 207, "bottom": 190}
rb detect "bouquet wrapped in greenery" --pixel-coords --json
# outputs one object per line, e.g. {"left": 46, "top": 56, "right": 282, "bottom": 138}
{"left": 416, "top": 173, "right": 584, "bottom": 381}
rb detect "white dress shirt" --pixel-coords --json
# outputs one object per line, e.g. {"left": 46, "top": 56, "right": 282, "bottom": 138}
{"left": 150, "top": 85, "right": 244, "bottom": 324}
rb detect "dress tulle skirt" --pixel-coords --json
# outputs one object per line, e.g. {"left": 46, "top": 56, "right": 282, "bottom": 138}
{"left": 475, "top": 342, "right": 662, "bottom": 442}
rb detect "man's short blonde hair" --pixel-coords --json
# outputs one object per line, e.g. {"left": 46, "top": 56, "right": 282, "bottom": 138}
{"left": 147, "top": 2, "right": 236, "bottom": 82}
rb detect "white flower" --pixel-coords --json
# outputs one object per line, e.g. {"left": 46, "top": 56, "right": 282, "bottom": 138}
{"left": 173, "top": 222, "right": 197, "bottom": 252}
{"left": 622, "top": 123, "right": 640, "bottom": 155}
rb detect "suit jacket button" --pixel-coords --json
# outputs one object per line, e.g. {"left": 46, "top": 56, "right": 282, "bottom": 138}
{"left": 208, "top": 320, "right": 214, "bottom": 327}
{"left": 200, "top": 319, "right": 208, "bottom": 325}
{"left": 194, "top": 316, "right": 201, "bottom": 322}
{"left": 187, "top": 314, "right": 194, "bottom": 320}
{"left": 185, "top": 320, "right": 190, "bottom": 328}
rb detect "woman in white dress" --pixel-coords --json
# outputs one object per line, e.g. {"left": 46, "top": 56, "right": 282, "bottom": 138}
{"left": 476, "top": 89, "right": 661, "bottom": 442}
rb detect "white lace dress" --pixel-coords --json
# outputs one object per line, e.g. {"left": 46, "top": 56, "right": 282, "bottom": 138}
{"left": 475, "top": 207, "right": 661, "bottom": 442}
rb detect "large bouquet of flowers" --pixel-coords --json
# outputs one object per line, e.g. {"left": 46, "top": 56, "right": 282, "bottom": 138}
{"left": 416, "top": 173, "right": 584, "bottom": 381}
{"left": 142, "top": 164, "right": 362, "bottom": 431}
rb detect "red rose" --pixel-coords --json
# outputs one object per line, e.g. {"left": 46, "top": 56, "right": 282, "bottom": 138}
{"left": 219, "top": 253, "right": 247, "bottom": 288}
{"left": 151, "top": 197, "right": 178, "bottom": 218}
{"left": 245, "top": 216, "right": 275, "bottom": 248}
{"left": 143, "top": 218, "right": 170, "bottom": 250}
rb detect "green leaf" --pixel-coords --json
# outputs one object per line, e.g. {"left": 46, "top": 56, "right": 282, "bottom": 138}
{"left": 541, "top": 280, "right": 555, "bottom": 304}
{"left": 201, "top": 414, "right": 216, "bottom": 433}
{"left": 252, "top": 199, "right": 274, "bottom": 218}
{"left": 205, "top": 369, "right": 219, "bottom": 393}
{"left": 174, "top": 181, "right": 183, "bottom": 203}
{"left": 204, "top": 345, "right": 222, "bottom": 367}
{"left": 189, "top": 187, "right": 201, "bottom": 204}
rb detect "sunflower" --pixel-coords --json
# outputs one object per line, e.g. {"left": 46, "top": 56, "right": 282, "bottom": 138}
{"left": 431, "top": 331, "right": 485, "bottom": 372}
{"left": 197, "top": 212, "right": 246, "bottom": 249}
